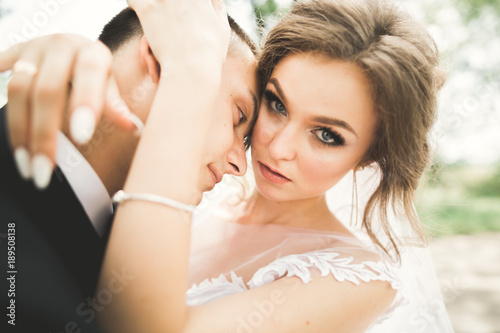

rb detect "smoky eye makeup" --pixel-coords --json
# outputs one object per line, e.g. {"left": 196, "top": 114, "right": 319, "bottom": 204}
{"left": 264, "top": 89, "right": 287, "bottom": 116}
{"left": 264, "top": 82, "right": 347, "bottom": 147}
{"left": 312, "top": 127, "right": 346, "bottom": 147}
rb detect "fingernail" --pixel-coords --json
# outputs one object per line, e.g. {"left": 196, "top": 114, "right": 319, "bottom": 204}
{"left": 126, "top": 112, "right": 144, "bottom": 137}
{"left": 13, "top": 147, "right": 31, "bottom": 180}
{"left": 32, "top": 153, "right": 53, "bottom": 190}
{"left": 112, "top": 100, "right": 143, "bottom": 137}
{"left": 71, "top": 106, "right": 96, "bottom": 145}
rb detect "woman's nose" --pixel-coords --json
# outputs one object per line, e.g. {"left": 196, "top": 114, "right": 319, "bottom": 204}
{"left": 268, "top": 123, "right": 297, "bottom": 161}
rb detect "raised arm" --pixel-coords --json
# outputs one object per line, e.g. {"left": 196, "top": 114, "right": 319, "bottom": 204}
{"left": 98, "top": 0, "right": 231, "bottom": 332}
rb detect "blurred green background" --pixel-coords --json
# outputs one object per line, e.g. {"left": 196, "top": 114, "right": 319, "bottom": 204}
{"left": 418, "top": 163, "right": 500, "bottom": 237}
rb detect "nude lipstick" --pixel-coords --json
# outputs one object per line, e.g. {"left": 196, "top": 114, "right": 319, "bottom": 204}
{"left": 258, "top": 162, "right": 291, "bottom": 184}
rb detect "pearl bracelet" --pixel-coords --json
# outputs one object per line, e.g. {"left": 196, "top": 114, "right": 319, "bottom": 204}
{"left": 112, "top": 190, "right": 196, "bottom": 213}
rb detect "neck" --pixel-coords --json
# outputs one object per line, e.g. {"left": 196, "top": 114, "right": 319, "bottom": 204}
{"left": 236, "top": 191, "right": 349, "bottom": 233}
{"left": 63, "top": 119, "right": 139, "bottom": 196}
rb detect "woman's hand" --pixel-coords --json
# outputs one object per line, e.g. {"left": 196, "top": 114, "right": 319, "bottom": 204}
{"left": 127, "top": 0, "right": 230, "bottom": 76}
{"left": 0, "top": 34, "right": 138, "bottom": 186}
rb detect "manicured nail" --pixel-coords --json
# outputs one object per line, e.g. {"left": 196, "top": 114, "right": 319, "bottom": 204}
{"left": 126, "top": 112, "right": 144, "bottom": 137}
{"left": 71, "top": 106, "right": 96, "bottom": 145}
{"left": 13, "top": 147, "right": 31, "bottom": 180}
{"left": 31, "top": 153, "right": 53, "bottom": 190}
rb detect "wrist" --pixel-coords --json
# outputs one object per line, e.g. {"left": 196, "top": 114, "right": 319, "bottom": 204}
{"left": 158, "top": 56, "right": 223, "bottom": 83}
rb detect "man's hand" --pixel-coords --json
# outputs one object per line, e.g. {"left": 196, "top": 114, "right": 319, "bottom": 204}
{"left": 0, "top": 34, "right": 140, "bottom": 189}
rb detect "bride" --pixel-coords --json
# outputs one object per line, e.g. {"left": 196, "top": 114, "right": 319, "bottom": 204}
{"left": 97, "top": 0, "right": 451, "bottom": 332}
{"left": 1, "top": 0, "right": 453, "bottom": 331}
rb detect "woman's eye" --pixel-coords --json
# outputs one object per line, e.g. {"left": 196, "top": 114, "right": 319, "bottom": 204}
{"left": 312, "top": 128, "right": 345, "bottom": 146}
{"left": 271, "top": 100, "right": 286, "bottom": 113}
{"left": 264, "top": 90, "right": 287, "bottom": 115}
{"left": 320, "top": 130, "right": 334, "bottom": 143}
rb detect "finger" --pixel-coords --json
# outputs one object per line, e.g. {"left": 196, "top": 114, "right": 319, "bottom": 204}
{"left": 0, "top": 43, "right": 24, "bottom": 72}
{"left": 211, "top": 0, "right": 228, "bottom": 23}
{"left": 7, "top": 53, "right": 42, "bottom": 180}
{"left": 210, "top": 0, "right": 230, "bottom": 60}
{"left": 30, "top": 42, "right": 76, "bottom": 190}
{"left": 103, "top": 76, "right": 143, "bottom": 135}
{"left": 68, "top": 41, "right": 113, "bottom": 145}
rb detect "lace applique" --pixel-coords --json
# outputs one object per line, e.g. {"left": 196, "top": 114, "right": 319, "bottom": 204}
{"left": 247, "top": 250, "right": 406, "bottom": 325}
{"left": 187, "top": 250, "right": 404, "bottom": 316}
{"left": 186, "top": 271, "right": 248, "bottom": 306}
{"left": 248, "top": 251, "right": 401, "bottom": 289}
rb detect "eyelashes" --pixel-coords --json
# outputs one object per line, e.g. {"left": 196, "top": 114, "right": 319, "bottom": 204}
{"left": 264, "top": 90, "right": 286, "bottom": 116}
{"left": 263, "top": 88, "right": 346, "bottom": 147}
{"left": 312, "top": 128, "right": 345, "bottom": 147}
{"left": 238, "top": 107, "right": 248, "bottom": 125}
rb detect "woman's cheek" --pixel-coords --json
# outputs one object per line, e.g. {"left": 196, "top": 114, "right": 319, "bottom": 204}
{"left": 298, "top": 151, "right": 352, "bottom": 192}
{"left": 253, "top": 116, "right": 277, "bottom": 147}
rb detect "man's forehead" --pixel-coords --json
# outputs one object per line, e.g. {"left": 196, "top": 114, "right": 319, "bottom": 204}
{"left": 228, "top": 34, "right": 257, "bottom": 64}
{"left": 225, "top": 48, "right": 258, "bottom": 92}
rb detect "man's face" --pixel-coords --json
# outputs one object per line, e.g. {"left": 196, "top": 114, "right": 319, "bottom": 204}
{"left": 197, "top": 48, "right": 259, "bottom": 193}
{"left": 115, "top": 36, "right": 258, "bottom": 197}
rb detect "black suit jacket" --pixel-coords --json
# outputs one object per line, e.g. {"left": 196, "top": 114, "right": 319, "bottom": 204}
{"left": 0, "top": 105, "right": 108, "bottom": 332}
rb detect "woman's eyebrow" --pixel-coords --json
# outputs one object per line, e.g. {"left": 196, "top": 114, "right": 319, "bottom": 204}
{"left": 269, "top": 78, "right": 288, "bottom": 106}
{"left": 268, "top": 77, "right": 357, "bottom": 138}
{"left": 313, "top": 116, "right": 358, "bottom": 138}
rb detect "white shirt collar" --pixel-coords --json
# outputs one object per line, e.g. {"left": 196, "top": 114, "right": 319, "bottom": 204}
{"left": 56, "top": 132, "right": 113, "bottom": 237}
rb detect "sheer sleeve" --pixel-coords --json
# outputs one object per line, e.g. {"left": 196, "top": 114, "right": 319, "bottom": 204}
{"left": 247, "top": 246, "right": 405, "bottom": 326}
{"left": 187, "top": 170, "right": 455, "bottom": 332}
{"left": 326, "top": 168, "right": 455, "bottom": 332}
{"left": 248, "top": 248, "right": 401, "bottom": 287}
{"left": 187, "top": 212, "right": 405, "bottom": 325}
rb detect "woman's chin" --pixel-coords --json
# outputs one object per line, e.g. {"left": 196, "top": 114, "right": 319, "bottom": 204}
{"left": 255, "top": 179, "right": 293, "bottom": 202}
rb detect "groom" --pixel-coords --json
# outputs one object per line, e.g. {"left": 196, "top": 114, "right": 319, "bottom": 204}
{"left": 0, "top": 8, "right": 258, "bottom": 332}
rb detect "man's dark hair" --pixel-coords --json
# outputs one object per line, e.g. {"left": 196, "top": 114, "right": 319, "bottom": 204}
{"left": 98, "top": 8, "right": 258, "bottom": 56}
{"left": 99, "top": 8, "right": 260, "bottom": 150}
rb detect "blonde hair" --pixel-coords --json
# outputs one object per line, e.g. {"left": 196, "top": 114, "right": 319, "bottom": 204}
{"left": 258, "top": 0, "right": 445, "bottom": 260}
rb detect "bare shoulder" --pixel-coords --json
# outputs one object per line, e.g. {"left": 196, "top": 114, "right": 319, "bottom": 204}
{"left": 267, "top": 274, "right": 397, "bottom": 332}
{"left": 185, "top": 273, "right": 397, "bottom": 333}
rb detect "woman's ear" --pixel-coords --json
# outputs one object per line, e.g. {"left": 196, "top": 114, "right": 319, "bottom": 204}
{"left": 139, "top": 35, "right": 161, "bottom": 84}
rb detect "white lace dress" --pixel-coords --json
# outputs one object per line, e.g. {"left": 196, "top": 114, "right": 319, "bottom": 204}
{"left": 186, "top": 209, "right": 404, "bottom": 331}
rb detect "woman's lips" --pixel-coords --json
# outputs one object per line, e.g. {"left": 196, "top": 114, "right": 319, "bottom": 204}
{"left": 258, "top": 162, "right": 291, "bottom": 184}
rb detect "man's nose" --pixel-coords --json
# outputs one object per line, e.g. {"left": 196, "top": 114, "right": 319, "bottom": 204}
{"left": 225, "top": 138, "right": 247, "bottom": 177}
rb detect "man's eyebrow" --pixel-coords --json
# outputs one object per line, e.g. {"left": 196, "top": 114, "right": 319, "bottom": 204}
{"left": 269, "top": 78, "right": 288, "bottom": 106}
{"left": 313, "top": 116, "right": 358, "bottom": 138}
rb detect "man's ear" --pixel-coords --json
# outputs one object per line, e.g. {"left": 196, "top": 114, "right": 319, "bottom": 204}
{"left": 139, "top": 35, "right": 161, "bottom": 84}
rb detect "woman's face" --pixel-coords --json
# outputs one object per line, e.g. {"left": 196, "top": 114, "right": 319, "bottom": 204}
{"left": 251, "top": 53, "right": 377, "bottom": 202}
